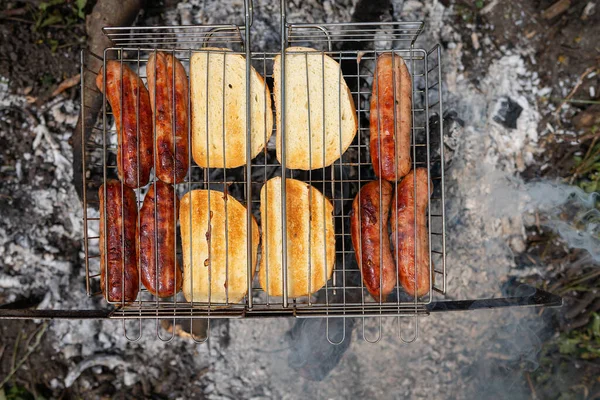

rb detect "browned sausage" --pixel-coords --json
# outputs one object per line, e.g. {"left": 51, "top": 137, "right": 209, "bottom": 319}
{"left": 99, "top": 180, "right": 139, "bottom": 303}
{"left": 96, "top": 61, "right": 153, "bottom": 188}
{"left": 390, "top": 168, "right": 432, "bottom": 298}
{"left": 350, "top": 180, "right": 396, "bottom": 300}
{"left": 370, "top": 53, "right": 412, "bottom": 182}
{"left": 138, "top": 180, "right": 182, "bottom": 297}
{"left": 146, "top": 52, "right": 190, "bottom": 184}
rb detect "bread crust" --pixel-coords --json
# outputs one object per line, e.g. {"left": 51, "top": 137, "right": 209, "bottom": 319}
{"left": 274, "top": 47, "right": 358, "bottom": 170}
{"left": 190, "top": 48, "right": 273, "bottom": 169}
{"left": 258, "top": 177, "right": 335, "bottom": 298}
{"left": 180, "top": 189, "right": 259, "bottom": 304}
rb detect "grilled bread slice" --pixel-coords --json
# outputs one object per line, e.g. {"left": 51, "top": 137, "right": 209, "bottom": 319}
{"left": 180, "top": 189, "right": 259, "bottom": 303}
{"left": 259, "top": 177, "right": 335, "bottom": 298}
{"left": 190, "top": 48, "right": 273, "bottom": 168}
{"left": 273, "top": 47, "right": 358, "bottom": 170}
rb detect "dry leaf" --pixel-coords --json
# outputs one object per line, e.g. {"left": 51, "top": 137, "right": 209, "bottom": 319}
{"left": 51, "top": 74, "right": 81, "bottom": 98}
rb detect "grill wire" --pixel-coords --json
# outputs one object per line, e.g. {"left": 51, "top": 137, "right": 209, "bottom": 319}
{"left": 81, "top": 5, "right": 447, "bottom": 343}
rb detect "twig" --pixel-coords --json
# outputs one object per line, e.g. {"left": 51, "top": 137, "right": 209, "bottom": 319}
{"left": 486, "top": 352, "right": 513, "bottom": 361}
{"left": 2, "top": 17, "right": 33, "bottom": 24}
{"left": 558, "top": 270, "right": 600, "bottom": 295}
{"left": 553, "top": 66, "right": 597, "bottom": 119}
{"left": 577, "top": 131, "right": 600, "bottom": 142}
{"left": 570, "top": 135, "right": 599, "bottom": 183}
{"left": 565, "top": 290, "right": 598, "bottom": 319}
{"left": 542, "top": 0, "right": 571, "bottom": 20}
{"left": 10, "top": 332, "right": 22, "bottom": 386}
{"left": 0, "top": 323, "right": 48, "bottom": 390}
{"left": 570, "top": 136, "right": 600, "bottom": 184}
{"left": 549, "top": 97, "right": 600, "bottom": 105}
{"left": 0, "top": 7, "right": 28, "bottom": 18}
{"left": 570, "top": 384, "right": 589, "bottom": 399}
{"left": 525, "top": 371, "right": 538, "bottom": 400}
{"left": 565, "top": 99, "right": 600, "bottom": 105}
{"left": 566, "top": 309, "right": 593, "bottom": 331}
{"left": 480, "top": 0, "right": 499, "bottom": 14}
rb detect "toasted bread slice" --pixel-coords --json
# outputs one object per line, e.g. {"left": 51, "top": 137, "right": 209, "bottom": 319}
{"left": 180, "top": 189, "right": 259, "bottom": 303}
{"left": 190, "top": 48, "right": 273, "bottom": 168}
{"left": 273, "top": 47, "right": 358, "bottom": 170}
{"left": 259, "top": 177, "right": 335, "bottom": 298}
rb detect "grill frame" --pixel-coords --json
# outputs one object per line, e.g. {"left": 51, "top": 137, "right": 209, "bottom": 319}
{"left": 0, "top": 0, "right": 562, "bottom": 344}
{"left": 82, "top": 29, "right": 446, "bottom": 315}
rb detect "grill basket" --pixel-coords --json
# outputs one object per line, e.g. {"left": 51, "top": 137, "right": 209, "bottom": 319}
{"left": 0, "top": 0, "right": 561, "bottom": 343}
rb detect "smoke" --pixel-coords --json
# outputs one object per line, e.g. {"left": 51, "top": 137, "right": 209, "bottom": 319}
{"left": 479, "top": 174, "right": 600, "bottom": 262}
{"left": 527, "top": 183, "right": 600, "bottom": 262}
{"left": 285, "top": 318, "right": 354, "bottom": 381}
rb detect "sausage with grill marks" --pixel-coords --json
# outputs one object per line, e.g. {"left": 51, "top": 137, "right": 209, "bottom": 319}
{"left": 370, "top": 53, "right": 412, "bottom": 182}
{"left": 96, "top": 61, "right": 153, "bottom": 188}
{"left": 138, "top": 180, "right": 183, "bottom": 297}
{"left": 391, "top": 168, "right": 433, "bottom": 298}
{"left": 350, "top": 180, "right": 397, "bottom": 300}
{"left": 147, "top": 52, "right": 189, "bottom": 184}
{"left": 99, "top": 180, "right": 139, "bottom": 303}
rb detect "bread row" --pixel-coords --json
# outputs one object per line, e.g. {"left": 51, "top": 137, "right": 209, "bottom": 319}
{"left": 97, "top": 47, "right": 358, "bottom": 189}
{"left": 98, "top": 177, "right": 335, "bottom": 304}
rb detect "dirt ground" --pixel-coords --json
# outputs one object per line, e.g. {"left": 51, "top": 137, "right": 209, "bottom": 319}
{"left": 0, "top": 0, "right": 599, "bottom": 398}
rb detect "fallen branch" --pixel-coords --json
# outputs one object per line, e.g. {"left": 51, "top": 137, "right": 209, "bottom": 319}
{"left": 72, "top": 0, "right": 144, "bottom": 202}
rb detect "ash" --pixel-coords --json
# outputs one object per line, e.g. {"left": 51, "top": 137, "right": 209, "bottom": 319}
{"left": 0, "top": 0, "right": 581, "bottom": 398}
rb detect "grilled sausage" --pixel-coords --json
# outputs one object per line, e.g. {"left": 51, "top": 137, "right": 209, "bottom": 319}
{"left": 96, "top": 61, "right": 153, "bottom": 188}
{"left": 99, "top": 180, "right": 139, "bottom": 303}
{"left": 370, "top": 53, "right": 412, "bottom": 182}
{"left": 350, "top": 180, "right": 396, "bottom": 300}
{"left": 390, "top": 168, "right": 432, "bottom": 298}
{"left": 147, "top": 52, "right": 190, "bottom": 184}
{"left": 138, "top": 180, "right": 182, "bottom": 297}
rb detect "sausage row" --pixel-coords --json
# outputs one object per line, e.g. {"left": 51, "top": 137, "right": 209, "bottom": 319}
{"left": 99, "top": 180, "right": 181, "bottom": 303}
{"left": 96, "top": 53, "right": 189, "bottom": 188}
{"left": 97, "top": 52, "right": 187, "bottom": 303}
{"left": 351, "top": 53, "right": 434, "bottom": 301}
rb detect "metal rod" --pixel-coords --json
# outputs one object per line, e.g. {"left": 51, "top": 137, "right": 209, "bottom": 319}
{"left": 245, "top": 0, "right": 254, "bottom": 310}
{"left": 81, "top": 51, "right": 91, "bottom": 296}
{"left": 280, "top": 0, "right": 289, "bottom": 308}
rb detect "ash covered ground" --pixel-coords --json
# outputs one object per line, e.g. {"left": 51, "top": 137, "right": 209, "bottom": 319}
{"left": 1, "top": 0, "right": 599, "bottom": 399}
